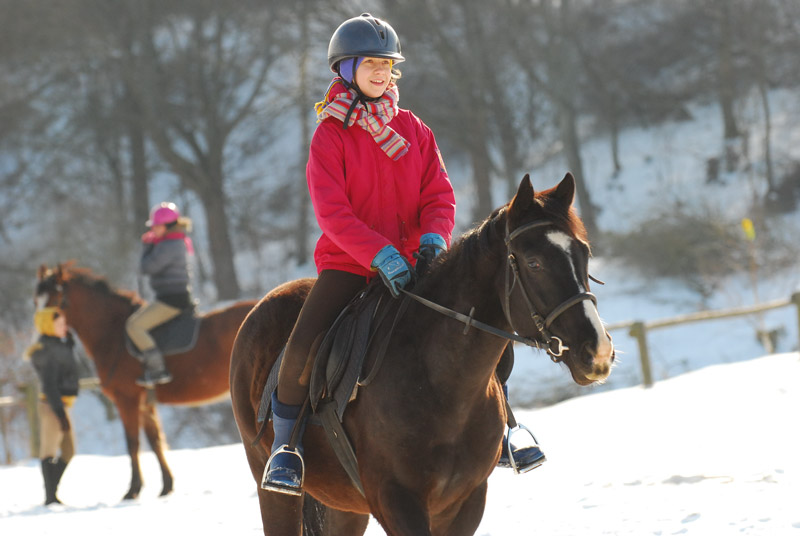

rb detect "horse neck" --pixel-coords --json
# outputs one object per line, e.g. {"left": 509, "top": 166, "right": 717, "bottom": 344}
{"left": 408, "top": 226, "right": 512, "bottom": 395}
{"left": 64, "top": 280, "right": 131, "bottom": 359}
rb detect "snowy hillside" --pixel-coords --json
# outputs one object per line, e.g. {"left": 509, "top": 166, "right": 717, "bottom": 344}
{"left": 2, "top": 353, "right": 798, "bottom": 535}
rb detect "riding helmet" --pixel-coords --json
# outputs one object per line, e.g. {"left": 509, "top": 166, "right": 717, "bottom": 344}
{"left": 327, "top": 13, "right": 405, "bottom": 73}
{"left": 146, "top": 202, "right": 181, "bottom": 227}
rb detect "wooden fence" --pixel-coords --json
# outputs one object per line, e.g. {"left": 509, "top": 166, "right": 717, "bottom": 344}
{"left": 3, "top": 292, "right": 800, "bottom": 460}
{"left": 605, "top": 291, "right": 800, "bottom": 388}
{"left": 0, "top": 377, "right": 101, "bottom": 460}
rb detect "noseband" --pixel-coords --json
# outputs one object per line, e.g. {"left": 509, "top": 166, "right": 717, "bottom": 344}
{"left": 503, "top": 219, "right": 597, "bottom": 362}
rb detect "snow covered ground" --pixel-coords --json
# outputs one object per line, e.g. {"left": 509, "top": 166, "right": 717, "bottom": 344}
{"left": 2, "top": 352, "right": 798, "bottom": 535}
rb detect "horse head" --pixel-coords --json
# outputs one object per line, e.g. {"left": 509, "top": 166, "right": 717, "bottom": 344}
{"left": 35, "top": 263, "right": 70, "bottom": 311}
{"left": 503, "top": 173, "right": 615, "bottom": 386}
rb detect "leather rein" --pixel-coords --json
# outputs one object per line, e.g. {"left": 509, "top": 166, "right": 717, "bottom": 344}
{"left": 401, "top": 218, "right": 598, "bottom": 363}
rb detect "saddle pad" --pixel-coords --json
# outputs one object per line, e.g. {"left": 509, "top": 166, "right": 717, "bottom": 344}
{"left": 125, "top": 308, "right": 201, "bottom": 359}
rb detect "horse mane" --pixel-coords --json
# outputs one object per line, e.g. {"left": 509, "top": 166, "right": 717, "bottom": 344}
{"left": 414, "top": 186, "right": 590, "bottom": 294}
{"left": 64, "top": 265, "right": 144, "bottom": 307}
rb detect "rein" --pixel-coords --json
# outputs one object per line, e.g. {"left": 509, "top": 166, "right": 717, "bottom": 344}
{"left": 401, "top": 218, "right": 597, "bottom": 362}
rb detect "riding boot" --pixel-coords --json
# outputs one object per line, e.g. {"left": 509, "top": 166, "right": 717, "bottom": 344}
{"left": 41, "top": 457, "right": 63, "bottom": 505}
{"left": 497, "top": 384, "right": 546, "bottom": 473}
{"left": 136, "top": 348, "right": 173, "bottom": 387}
{"left": 262, "top": 392, "right": 306, "bottom": 496}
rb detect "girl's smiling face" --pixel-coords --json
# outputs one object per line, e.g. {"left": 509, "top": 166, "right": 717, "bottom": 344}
{"left": 354, "top": 57, "right": 393, "bottom": 98}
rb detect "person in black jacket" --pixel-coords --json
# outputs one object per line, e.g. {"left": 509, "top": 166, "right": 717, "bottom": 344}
{"left": 26, "top": 307, "right": 80, "bottom": 506}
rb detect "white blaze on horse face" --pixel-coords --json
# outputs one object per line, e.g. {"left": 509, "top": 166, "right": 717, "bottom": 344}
{"left": 35, "top": 295, "right": 49, "bottom": 310}
{"left": 546, "top": 230, "right": 613, "bottom": 379}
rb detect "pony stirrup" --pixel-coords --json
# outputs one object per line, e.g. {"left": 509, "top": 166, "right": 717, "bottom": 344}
{"left": 506, "top": 424, "right": 546, "bottom": 475}
{"left": 262, "top": 445, "right": 305, "bottom": 496}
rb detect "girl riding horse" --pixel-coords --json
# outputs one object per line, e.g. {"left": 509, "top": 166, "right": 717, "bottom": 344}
{"left": 125, "top": 202, "right": 195, "bottom": 387}
{"left": 264, "top": 12, "right": 543, "bottom": 501}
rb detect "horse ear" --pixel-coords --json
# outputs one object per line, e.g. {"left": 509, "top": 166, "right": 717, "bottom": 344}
{"left": 553, "top": 172, "right": 576, "bottom": 207}
{"left": 37, "top": 264, "right": 47, "bottom": 280}
{"left": 509, "top": 174, "right": 535, "bottom": 218}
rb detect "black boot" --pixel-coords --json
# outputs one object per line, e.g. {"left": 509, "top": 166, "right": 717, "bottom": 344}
{"left": 41, "top": 457, "right": 64, "bottom": 505}
{"left": 497, "top": 384, "right": 546, "bottom": 473}
{"left": 261, "top": 393, "right": 306, "bottom": 496}
{"left": 136, "top": 348, "right": 173, "bottom": 387}
{"left": 498, "top": 425, "right": 546, "bottom": 473}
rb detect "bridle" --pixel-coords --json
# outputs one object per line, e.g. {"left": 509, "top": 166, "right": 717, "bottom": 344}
{"left": 37, "top": 274, "right": 68, "bottom": 311}
{"left": 400, "top": 216, "right": 599, "bottom": 362}
{"left": 502, "top": 219, "right": 597, "bottom": 362}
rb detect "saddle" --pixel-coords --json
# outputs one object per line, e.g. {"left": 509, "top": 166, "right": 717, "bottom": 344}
{"left": 125, "top": 306, "right": 201, "bottom": 359}
{"left": 256, "top": 281, "right": 405, "bottom": 495}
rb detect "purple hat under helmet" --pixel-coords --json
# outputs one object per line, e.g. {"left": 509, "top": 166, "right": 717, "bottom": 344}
{"left": 338, "top": 57, "right": 364, "bottom": 84}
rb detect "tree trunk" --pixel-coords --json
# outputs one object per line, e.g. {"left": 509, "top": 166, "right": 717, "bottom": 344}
{"left": 295, "top": 0, "right": 311, "bottom": 266}
{"left": 199, "top": 178, "right": 240, "bottom": 300}
{"left": 469, "top": 111, "right": 494, "bottom": 223}
{"left": 715, "top": 0, "right": 740, "bottom": 141}
{"left": 551, "top": 0, "right": 600, "bottom": 241}
{"left": 558, "top": 103, "right": 599, "bottom": 241}
{"left": 126, "top": 90, "right": 150, "bottom": 233}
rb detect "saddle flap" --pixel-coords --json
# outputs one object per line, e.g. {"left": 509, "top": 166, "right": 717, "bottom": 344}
{"left": 309, "top": 283, "right": 385, "bottom": 413}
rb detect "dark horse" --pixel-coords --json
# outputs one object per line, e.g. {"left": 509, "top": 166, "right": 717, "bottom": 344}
{"left": 35, "top": 262, "right": 257, "bottom": 499}
{"left": 230, "top": 174, "right": 615, "bottom": 535}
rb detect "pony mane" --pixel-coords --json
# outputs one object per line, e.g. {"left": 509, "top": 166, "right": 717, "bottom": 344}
{"left": 414, "top": 185, "right": 590, "bottom": 293}
{"left": 64, "top": 266, "right": 143, "bottom": 307}
{"left": 413, "top": 207, "right": 504, "bottom": 294}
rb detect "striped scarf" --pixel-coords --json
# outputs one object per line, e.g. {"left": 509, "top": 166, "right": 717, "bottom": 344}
{"left": 315, "top": 78, "right": 410, "bottom": 161}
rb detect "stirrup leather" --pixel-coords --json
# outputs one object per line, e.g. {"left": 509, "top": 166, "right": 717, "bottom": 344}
{"left": 506, "top": 424, "right": 545, "bottom": 475}
{"left": 261, "top": 445, "right": 305, "bottom": 496}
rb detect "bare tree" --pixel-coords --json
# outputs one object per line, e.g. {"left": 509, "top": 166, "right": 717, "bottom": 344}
{"left": 111, "top": 1, "right": 294, "bottom": 299}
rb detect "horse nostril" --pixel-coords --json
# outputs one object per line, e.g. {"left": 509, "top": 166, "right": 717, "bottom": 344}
{"left": 580, "top": 341, "right": 594, "bottom": 366}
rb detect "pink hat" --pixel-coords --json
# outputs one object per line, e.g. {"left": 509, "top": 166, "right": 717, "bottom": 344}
{"left": 146, "top": 202, "right": 180, "bottom": 227}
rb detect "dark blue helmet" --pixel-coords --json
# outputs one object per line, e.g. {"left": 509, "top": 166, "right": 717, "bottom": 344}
{"left": 327, "top": 13, "right": 405, "bottom": 73}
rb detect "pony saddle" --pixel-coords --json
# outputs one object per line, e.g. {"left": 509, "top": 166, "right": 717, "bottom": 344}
{"left": 257, "top": 280, "right": 398, "bottom": 425}
{"left": 125, "top": 306, "right": 201, "bottom": 359}
{"left": 255, "top": 281, "right": 408, "bottom": 496}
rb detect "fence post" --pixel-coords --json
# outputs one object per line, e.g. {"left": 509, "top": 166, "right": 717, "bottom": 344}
{"left": 21, "top": 383, "right": 40, "bottom": 459}
{"left": 792, "top": 292, "right": 800, "bottom": 346}
{"left": 629, "top": 321, "right": 654, "bottom": 388}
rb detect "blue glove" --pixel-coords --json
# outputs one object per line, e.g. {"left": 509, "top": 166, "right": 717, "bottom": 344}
{"left": 371, "top": 245, "right": 413, "bottom": 298}
{"left": 415, "top": 233, "right": 447, "bottom": 277}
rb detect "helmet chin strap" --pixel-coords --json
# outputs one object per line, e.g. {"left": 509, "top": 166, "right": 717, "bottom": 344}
{"left": 337, "top": 59, "right": 381, "bottom": 130}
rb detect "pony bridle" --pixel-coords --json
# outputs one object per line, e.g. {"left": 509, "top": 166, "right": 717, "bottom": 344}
{"left": 503, "top": 219, "right": 597, "bottom": 362}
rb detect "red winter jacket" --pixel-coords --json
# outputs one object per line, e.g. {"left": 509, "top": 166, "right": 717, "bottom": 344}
{"left": 307, "top": 102, "right": 456, "bottom": 278}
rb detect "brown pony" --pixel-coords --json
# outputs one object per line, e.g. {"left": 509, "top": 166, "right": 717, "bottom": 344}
{"left": 35, "top": 262, "right": 257, "bottom": 500}
{"left": 230, "top": 174, "right": 615, "bottom": 535}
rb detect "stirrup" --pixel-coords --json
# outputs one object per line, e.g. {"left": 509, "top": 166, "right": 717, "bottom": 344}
{"left": 261, "top": 445, "right": 305, "bottom": 496}
{"left": 506, "top": 424, "right": 546, "bottom": 475}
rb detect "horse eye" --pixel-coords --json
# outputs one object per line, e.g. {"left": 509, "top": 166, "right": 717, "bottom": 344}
{"left": 527, "top": 259, "right": 543, "bottom": 271}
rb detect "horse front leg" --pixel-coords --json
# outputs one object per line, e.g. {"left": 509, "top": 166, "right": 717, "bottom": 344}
{"left": 433, "top": 481, "right": 488, "bottom": 536}
{"left": 372, "top": 481, "right": 432, "bottom": 536}
{"left": 302, "top": 494, "right": 370, "bottom": 536}
{"left": 141, "top": 399, "right": 174, "bottom": 496}
{"left": 259, "top": 489, "right": 304, "bottom": 536}
{"left": 115, "top": 394, "right": 144, "bottom": 500}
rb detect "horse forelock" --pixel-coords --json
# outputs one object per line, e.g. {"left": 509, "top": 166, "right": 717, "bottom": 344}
{"left": 535, "top": 187, "right": 590, "bottom": 250}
